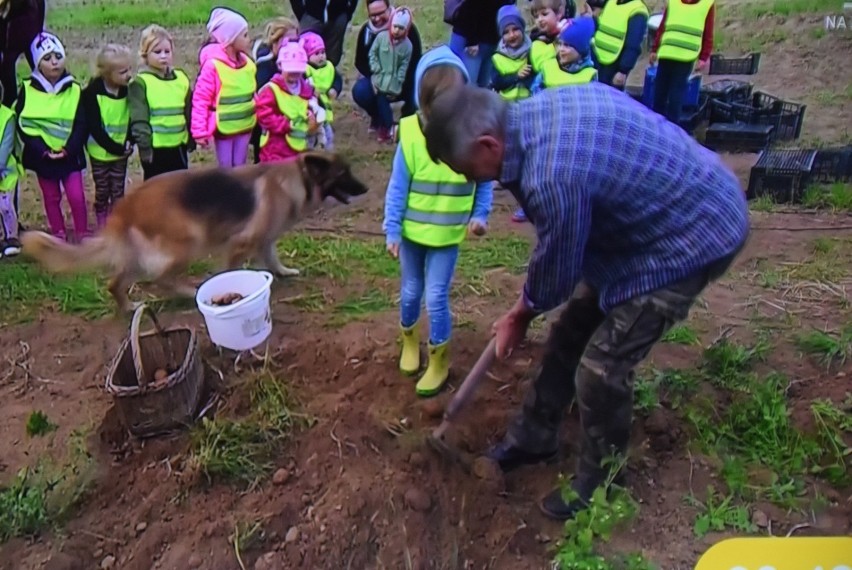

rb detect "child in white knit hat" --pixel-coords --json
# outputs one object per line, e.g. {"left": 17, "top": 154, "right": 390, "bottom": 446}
{"left": 368, "top": 7, "right": 413, "bottom": 143}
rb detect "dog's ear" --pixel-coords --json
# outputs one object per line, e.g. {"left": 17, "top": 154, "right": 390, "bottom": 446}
{"left": 301, "top": 151, "right": 336, "bottom": 184}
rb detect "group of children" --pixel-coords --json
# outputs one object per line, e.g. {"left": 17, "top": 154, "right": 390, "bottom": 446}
{"left": 0, "top": 7, "right": 345, "bottom": 256}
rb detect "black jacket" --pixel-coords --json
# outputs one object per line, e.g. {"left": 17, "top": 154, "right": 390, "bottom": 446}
{"left": 450, "top": 0, "right": 515, "bottom": 46}
{"left": 289, "top": 0, "right": 359, "bottom": 23}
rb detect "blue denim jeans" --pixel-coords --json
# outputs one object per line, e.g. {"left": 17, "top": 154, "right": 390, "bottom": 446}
{"left": 352, "top": 76, "right": 414, "bottom": 129}
{"left": 399, "top": 237, "right": 460, "bottom": 345}
{"left": 448, "top": 33, "right": 496, "bottom": 88}
{"left": 652, "top": 59, "right": 693, "bottom": 124}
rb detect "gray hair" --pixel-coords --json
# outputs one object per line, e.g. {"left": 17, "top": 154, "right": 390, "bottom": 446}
{"left": 424, "top": 85, "right": 508, "bottom": 166}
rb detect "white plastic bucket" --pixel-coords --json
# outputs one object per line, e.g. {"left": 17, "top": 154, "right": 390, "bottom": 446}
{"left": 195, "top": 270, "right": 274, "bottom": 351}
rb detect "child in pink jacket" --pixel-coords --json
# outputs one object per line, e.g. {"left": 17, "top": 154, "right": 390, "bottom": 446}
{"left": 254, "top": 41, "right": 317, "bottom": 163}
{"left": 191, "top": 7, "right": 256, "bottom": 168}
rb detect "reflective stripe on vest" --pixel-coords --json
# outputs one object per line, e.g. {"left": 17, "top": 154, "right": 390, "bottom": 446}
{"left": 491, "top": 53, "right": 531, "bottom": 101}
{"left": 137, "top": 70, "right": 190, "bottom": 148}
{"left": 593, "top": 0, "right": 649, "bottom": 65}
{"left": 399, "top": 115, "right": 475, "bottom": 248}
{"left": 0, "top": 106, "right": 20, "bottom": 192}
{"left": 261, "top": 83, "right": 309, "bottom": 152}
{"left": 19, "top": 82, "right": 81, "bottom": 152}
{"left": 658, "top": 0, "right": 714, "bottom": 63}
{"left": 306, "top": 62, "right": 336, "bottom": 122}
{"left": 213, "top": 59, "right": 257, "bottom": 135}
{"left": 541, "top": 60, "right": 598, "bottom": 88}
{"left": 530, "top": 39, "right": 556, "bottom": 73}
{"left": 86, "top": 93, "right": 129, "bottom": 162}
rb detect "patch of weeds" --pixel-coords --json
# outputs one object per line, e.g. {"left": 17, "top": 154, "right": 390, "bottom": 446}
{"left": 230, "top": 518, "right": 265, "bottom": 570}
{"left": 801, "top": 183, "right": 852, "bottom": 211}
{"left": 738, "top": 0, "right": 838, "bottom": 19}
{"left": 749, "top": 196, "right": 775, "bottom": 213}
{"left": 685, "top": 485, "right": 756, "bottom": 538}
{"left": 661, "top": 324, "right": 700, "bottom": 346}
{"left": 633, "top": 374, "right": 661, "bottom": 415}
{"left": 656, "top": 368, "right": 702, "bottom": 409}
{"left": 334, "top": 289, "right": 395, "bottom": 316}
{"left": 810, "top": 237, "right": 835, "bottom": 255}
{"left": 26, "top": 411, "right": 57, "bottom": 437}
{"left": 276, "top": 234, "right": 392, "bottom": 281}
{"left": 701, "top": 337, "right": 769, "bottom": 391}
{"left": 0, "top": 468, "right": 49, "bottom": 541}
{"left": 795, "top": 325, "right": 852, "bottom": 369}
{"left": 250, "top": 370, "right": 314, "bottom": 435}
{"left": 810, "top": 397, "right": 852, "bottom": 486}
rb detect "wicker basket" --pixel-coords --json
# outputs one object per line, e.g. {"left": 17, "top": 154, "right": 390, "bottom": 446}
{"left": 105, "top": 304, "right": 205, "bottom": 438}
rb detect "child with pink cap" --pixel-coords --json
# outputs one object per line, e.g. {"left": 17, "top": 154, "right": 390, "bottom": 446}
{"left": 191, "top": 7, "right": 257, "bottom": 168}
{"left": 254, "top": 40, "right": 317, "bottom": 163}
{"left": 301, "top": 31, "right": 342, "bottom": 150}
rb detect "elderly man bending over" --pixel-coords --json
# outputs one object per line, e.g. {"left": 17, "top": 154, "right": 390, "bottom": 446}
{"left": 423, "top": 84, "right": 749, "bottom": 521}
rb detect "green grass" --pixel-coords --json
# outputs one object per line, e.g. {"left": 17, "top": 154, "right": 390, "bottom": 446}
{"left": 737, "top": 0, "right": 840, "bottom": 19}
{"left": 685, "top": 485, "right": 757, "bottom": 538}
{"left": 811, "top": 397, "right": 852, "bottom": 486}
{"left": 661, "top": 324, "right": 700, "bottom": 346}
{"left": 801, "top": 183, "right": 852, "bottom": 211}
{"left": 0, "top": 468, "right": 50, "bottom": 541}
{"left": 749, "top": 196, "right": 776, "bottom": 212}
{"left": 796, "top": 326, "right": 852, "bottom": 369}
{"left": 701, "top": 337, "right": 770, "bottom": 391}
{"left": 26, "top": 411, "right": 57, "bottom": 437}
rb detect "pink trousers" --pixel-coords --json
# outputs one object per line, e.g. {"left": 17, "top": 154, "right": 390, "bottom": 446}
{"left": 214, "top": 133, "right": 251, "bottom": 168}
{"left": 37, "top": 171, "right": 89, "bottom": 242}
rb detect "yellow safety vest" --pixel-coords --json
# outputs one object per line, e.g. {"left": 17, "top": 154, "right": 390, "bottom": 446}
{"left": 593, "top": 0, "right": 650, "bottom": 66}
{"left": 658, "top": 0, "right": 714, "bottom": 63}
{"left": 399, "top": 115, "right": 475, "bottom": 248}
{"left": 530, "top": 38, "right": 556, "bottom": 74}
{"left": 491, "top": 53, "right": 531, "bottom": 101}
{"left": 19, "top": 81, "right": 81, "bottom": 152}
{"left": 86, "top": 92, "right": 129, "bottom": 162}
{"left": 213, "top": 59, "right": 257, "bottom": 135}
{"left": 541, "top": 60, "right": 598, "bottom": 88}
{"left": 259, "top": 83, "right": 309, "bottom": 152}
{"left": 305, "top": 62, "right": 336, "bottom": 123}
{"left": 135, "top": 70, "right": 190, "bottom": 148}
{"left": 0, "top": 106, "right": 20, "bottom": 192}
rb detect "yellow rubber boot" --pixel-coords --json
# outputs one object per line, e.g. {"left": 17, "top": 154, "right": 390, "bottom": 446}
{"left": 399, "top": 323, "right": 421, "bottom": 376}
{"left": 416, "top": 341, "right": 450, "bottom": 397}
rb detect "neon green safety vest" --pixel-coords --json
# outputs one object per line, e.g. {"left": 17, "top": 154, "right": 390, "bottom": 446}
{"left": 213, "top": 59, "right": 257, "bottom": 135}
{"left": 399, "top": 115, "right": 475, "bottom": 248}
{"left": 259, "top": 83, "right": 308, "bottom": 152}
{"left": 19, "top": 81, "right": 81, "bottom": 152}
{"left": 658, "top": 0, "right": 714, "bottom": 63}
{"left": 593, "top": 0, "right": 650, "bottom": 66}
{"left": 86, "top": 93, "right": 129, "bottom": 162}
{"left": 135, "top": 70, "right": 190, "bottom": 148}
{"left": 305, "top": 62, "right": 335, "bottom": 123}
{"left": 0, "top": 106, "right": 20, "bottom": 192}
{"left": 491, "top": 53, "right": 531, "bottom": 101}
{"left": 540, "top": 60, "right": 598, "bottom": 88}
{"left": 530, "top": 38, "right": 556, "bottom": 74}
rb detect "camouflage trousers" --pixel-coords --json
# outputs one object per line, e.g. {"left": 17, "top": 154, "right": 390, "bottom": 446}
{"left": 506, "top": 253, "right": 739, "bottom": 480}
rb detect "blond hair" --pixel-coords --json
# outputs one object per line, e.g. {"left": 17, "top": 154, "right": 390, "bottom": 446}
{"left": 264, "top": 17, "right": 299, "bottom": 53}
{"left": 418, "top": 65, "right": 465, "bottom": 117}
{"left": 530, "top": 0, "right": 564, "bottom": 15}
{"left": 138, "top": 24, "right": 173, "bottom": 63}
{"left": 94, "top": 43, "right": 132, "bottom": 78}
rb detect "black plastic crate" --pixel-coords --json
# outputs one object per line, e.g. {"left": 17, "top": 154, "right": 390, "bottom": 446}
{"left": 700, "top": 79, "right": 754, "bottom": 105}
{"left": 705, "top": 123, "right": 775, "bottom": 154}
{"left": 746, "top": 149, "right": 818, "bottom": 203}
{"left": 809, "top": 146, "right": 852, "bottom": 184}
{"left": 708, "top": 53, "right": 761, "bottom": 75}
{"left": 678, "top": 96, "right": 710, "bottom": 134}
{"left": 710, "top": 91, "right": 806, "bottom": 141}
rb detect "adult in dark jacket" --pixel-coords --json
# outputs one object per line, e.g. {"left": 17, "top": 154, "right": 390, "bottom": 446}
{"left": 447, "top": 0, "right": 515, "bottom": 87}
{"left": 289, "top": 0, "right": 359, "bottom": 67}
{"left": 351, "top": 0, "right": 422, "bottom": 127}
{"left": 590, "top": 0, "right": 648, "bottom": 90}
{"left": 0, "top": 0, "right": 45, "bottom": 106}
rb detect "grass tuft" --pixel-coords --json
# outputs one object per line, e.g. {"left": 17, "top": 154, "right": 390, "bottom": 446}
{"left": 701, "top": 337, "right": 770, "bottom": 391}
{"left": 661, "top": 324, "right": 700, "bottom": 346}
{"left": 801, "top": 183, "right": 852, "bottom": 211}
{"left": 810, "top": 397, "right": 852, "bottom": 486}
{"left": 685, "top": 485, "right": 757, "bottom": 538}
{"left": 795, "top": 326, "right": 852, "bottom": 369}
{"left": 26, "top": 411, "right": 57, "bottom": 437}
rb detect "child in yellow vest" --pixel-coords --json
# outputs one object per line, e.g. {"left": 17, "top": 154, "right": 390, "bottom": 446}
{"left": 489, "top": 5, "right": 534, "bottom": 102}
{"left": 0, "top": 83, "right": 22, "bottom": 257}
{"left": 539, "top": 17, "right": 598, "bottom": 89}
{"left": 383, "top": 47, "right": 493, "bottom": 397}
{"left": 16, "top": 32, "right": 89, "bottom": 242}
{"left": 254, "top": 41, "right": 317, "bottom": 162}
{"left": 129, "top": 25, "right": 193, "bottom": 181}
{"left": 191, "top": 7, "right": 256, "bottom": 168}
{"left": 83, "top": 44, "right": 133, "bottom": 230}
{"left": 301, "top": 32, "right": 341, "bottom": 151}
{"left": 529, "top": 0, "right": 573, "bottom": 74}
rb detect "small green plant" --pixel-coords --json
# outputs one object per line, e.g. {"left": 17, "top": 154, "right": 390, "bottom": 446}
{"left": 749, "top": 195, "right": 775, "bottom": 212}
{"left": 231, "top": 519, "right": 265, "bottom": 570}
{"left": 685, "top": 485, "right": 757, "bottom": 538}
{"left": 810, "top": 397, "right": 852, "bottom": 486}
{"left": 26, "top": 411, "right": 57, "bottom": 437}
{"left": 801, "top": 183, "right": 852, "bottom": 211}
{"left": 661, "top": 325, "right": 700, "bottom": 346}
{"left": 701, "top": 337, "right": 769, "bottom": 390}
{"left": 795, "top": 326, "right": 852, "bottom": 369}
{"left": 0, "top": 468, "right": 49, "bottom": 541}
{"left": 633, "top": 374, "right": 661, "bottom": 415}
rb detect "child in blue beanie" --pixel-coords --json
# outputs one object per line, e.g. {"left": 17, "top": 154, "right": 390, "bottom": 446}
{"left": 539, "top": 16, "right": 598, "bottom": 89}
{"left": 489, "top": 5, "right": 534, "bottom": 102}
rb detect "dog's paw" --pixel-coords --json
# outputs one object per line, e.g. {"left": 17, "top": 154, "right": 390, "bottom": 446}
{"left": 276, "top": 266, "right": 300, "bottom": 277}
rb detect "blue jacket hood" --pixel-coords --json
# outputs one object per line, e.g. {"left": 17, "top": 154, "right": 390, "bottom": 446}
{"left": 413, "top": 45, "right": 470, "bottom": 110}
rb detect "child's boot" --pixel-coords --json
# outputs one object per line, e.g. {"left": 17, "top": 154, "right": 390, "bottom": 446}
{"left": 416, "top": 341, "right": 450, "bottom": 397}
{"left": 399, "top": 322, "right": 421, "bottom": 375}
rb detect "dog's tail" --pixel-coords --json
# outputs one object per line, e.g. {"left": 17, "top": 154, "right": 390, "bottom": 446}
{"left": 20, "top": 231, "right": 124, "bottom": 274}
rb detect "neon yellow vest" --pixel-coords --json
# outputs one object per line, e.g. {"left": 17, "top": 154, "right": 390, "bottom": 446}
{"left": 530, "top": 38, "right": 556, "bottom": 73}
{"left": 491, "top": 53, "right": 531, "bottom": 101}
{"left": 593, "top": 0, "right": 650, "bottom": 65}
{"left": 540, "top": 60, "right": 598, "bottom": 88}
{"left": 213, "top": 59, "right": 257, "bottom": 135}
{"left": 86, "top": 92, "right": 129, "bottom": 162}
{"left": 19, "top": 81, "right": 81, "bottom": 152}
{"left": 136, "top": 70, "right": 190, "bottom": 148}
{"left": 658, "top": 0, "right": 714, "bottom": 63}
{"left": 259, "top": 83, "right": 309, "bottom": 152}
{"left": 0, "top": 106, "right": 20, "bottom": 192}
{"left": 399, "top": 115, "right": 475, "bottom": 248}
{"left": 305, "top": 62, "right": 336, "bottom": 123}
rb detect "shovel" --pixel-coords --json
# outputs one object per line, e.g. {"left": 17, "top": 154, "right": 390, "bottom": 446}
{"left": 426, "top": 337, "right": 498, "bottom": 469}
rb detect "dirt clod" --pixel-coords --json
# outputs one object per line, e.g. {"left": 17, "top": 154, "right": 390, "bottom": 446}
{"left": 254, "top": 552, "right": 282, "bottom": 570}
{"left": 273, "top": 468, "right": 290, "bottom": 486}
{"left": 285, "top": 526, "right": 300, "bottom": 543}
{"left": 188, "top": 554, "right": 203, "bottom": 568}
{"left": 752, "top": 509, "right": 769, "bottom": 528}
{"left": 408, "top": 451, "right": 428, "bottom": 468}
{"left": 421, "top": 399, "right": 444, "bottom": 418}
{"left": 404, "top": 488, "right": 432, "bottom": 512}
{"left": 210, "top": 292, "right": 244, "bottom": 306}
{"left": 135, "top": 522, "right": 148, "bottom": 533}
{"left": 100, "top": 555, "right": 116, "bottom": 570}
{"left": 472, "top": 457, "right": 503, "bottom": 484}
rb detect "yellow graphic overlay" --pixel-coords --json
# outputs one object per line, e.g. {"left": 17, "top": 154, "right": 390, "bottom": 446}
{"left": 696, "top": 537, "right": 852, "bottom": 570}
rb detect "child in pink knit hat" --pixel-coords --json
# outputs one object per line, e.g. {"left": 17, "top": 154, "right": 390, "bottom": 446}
{"left": 191, "top": 7, "right": 256, "bottom": 168}
{"left": 301, "top": 31, "right": 342, "bottom": 150}
{"left": 254, "top": 41, "right": 317, "bottom": 162}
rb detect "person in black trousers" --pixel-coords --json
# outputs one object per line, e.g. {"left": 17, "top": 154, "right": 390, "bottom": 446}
{"left": 289, "top": 0, "right": 359, "bottom": 67}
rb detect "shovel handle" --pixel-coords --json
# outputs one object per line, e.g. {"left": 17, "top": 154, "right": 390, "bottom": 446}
{"left": 442, "top": 337, "right": 498, "bottom": 422}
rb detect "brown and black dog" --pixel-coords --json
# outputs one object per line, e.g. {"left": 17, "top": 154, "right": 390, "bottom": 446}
{"left": 21, "top": 151, "right": 369, "bottom": 312}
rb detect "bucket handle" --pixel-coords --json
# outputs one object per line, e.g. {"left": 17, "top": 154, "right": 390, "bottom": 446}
{"left": 130, "top": 303, "right": 166, "bottom": 388}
